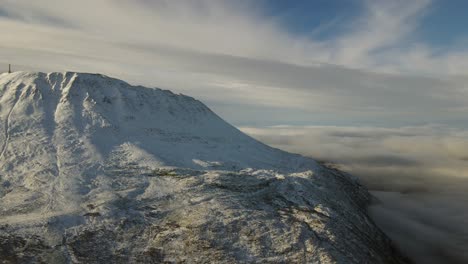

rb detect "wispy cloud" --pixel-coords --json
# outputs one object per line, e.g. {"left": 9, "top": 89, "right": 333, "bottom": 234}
{"left": 331, "top": 0, "right": 432, "bottom": 67}
{"left": 1, "top": 0, "right": 467, "bottom": 127}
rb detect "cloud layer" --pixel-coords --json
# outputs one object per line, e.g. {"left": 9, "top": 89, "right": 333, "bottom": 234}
{"left": 241, "top": 125, "right": 468, "bottom": 263}
{"left": 1, "top": 0, "right": 468, "bottom": 127}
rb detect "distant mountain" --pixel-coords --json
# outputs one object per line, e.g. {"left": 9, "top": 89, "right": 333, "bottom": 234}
{"left": 0, "top": 72, "right": 407, "bottom": 263}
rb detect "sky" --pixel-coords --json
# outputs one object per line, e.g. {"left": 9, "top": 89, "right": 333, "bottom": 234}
{"left": 1, "top": 0, "right": 468, "bottom": 128}
{"left": 2, "top": 1, "right": 468, "bottom": 262}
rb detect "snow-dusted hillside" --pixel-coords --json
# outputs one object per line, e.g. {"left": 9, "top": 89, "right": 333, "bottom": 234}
{"left": 0, "top": 72, "right": 407, "bottom": 263}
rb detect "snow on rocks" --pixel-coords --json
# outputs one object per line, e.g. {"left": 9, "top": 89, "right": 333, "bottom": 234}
{"left": 0, "top": 72, "right": 408, "bottom": 263}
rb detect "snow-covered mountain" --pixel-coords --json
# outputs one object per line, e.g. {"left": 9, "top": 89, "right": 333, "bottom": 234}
{"left": 0, "top": 72, "right": 407, "bottom": 263}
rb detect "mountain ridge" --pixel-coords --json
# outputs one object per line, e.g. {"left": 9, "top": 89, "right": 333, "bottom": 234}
{"left": 0, "top": 72, "right": 407, "bottom": 263}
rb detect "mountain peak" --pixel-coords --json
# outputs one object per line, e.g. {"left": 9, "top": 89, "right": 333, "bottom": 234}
{"left": 0, "top": 72, "right": 407, "bottom": 263}
{"left": 0, "top": 71, "right": 312, "bottom": 172}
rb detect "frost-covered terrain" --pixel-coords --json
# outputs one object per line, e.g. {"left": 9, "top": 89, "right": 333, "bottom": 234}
{"left": 0, "top": 72, "right": 407, "bottom": 263}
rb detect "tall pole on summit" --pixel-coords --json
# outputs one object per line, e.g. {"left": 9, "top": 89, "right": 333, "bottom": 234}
{"left": 8, "top": 64, "right": 11, "bottom": 74}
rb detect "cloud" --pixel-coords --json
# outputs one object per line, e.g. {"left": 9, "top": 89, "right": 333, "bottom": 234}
{"left": 332, "top": 0, "right": 432, "bottom": 67}
{"left": 1, "top": 0, "right": 468, "bottom": 127}
{"left": 241, "top": 125, "right": 468, "bottom": 263}
{"left": 0, "top": 0, "right": 464, "bottom": 75}
{"left": 368, "top": 192, "right": 468, "bottom": 264}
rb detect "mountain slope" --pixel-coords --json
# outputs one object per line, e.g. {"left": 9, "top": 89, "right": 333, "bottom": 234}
{"left": 0, "top": 72, "right": 407, "bottom": 263}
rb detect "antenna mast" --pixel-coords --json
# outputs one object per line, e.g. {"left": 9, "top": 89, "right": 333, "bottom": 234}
{"left": 8, "top": 64, "right": 11, "bottom": 74}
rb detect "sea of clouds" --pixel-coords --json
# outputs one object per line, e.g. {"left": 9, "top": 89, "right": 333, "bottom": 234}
{"left": 241, "top": 125, "right": 468, "bottom": 264}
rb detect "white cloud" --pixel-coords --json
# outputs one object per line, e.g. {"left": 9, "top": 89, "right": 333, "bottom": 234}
{"left": 331, "top": 0, "right": 432, "bottom": 67}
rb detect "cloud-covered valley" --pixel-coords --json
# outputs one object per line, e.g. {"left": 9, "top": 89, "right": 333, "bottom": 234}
{"left": 241, "top": 125, "right": 468, "bottom": 264}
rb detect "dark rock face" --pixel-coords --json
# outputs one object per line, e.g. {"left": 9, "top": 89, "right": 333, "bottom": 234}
{"left": 0, "top": 234, "right": 56, "bottom": 263}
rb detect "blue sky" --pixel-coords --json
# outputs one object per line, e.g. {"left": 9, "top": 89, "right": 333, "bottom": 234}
{"left": 1, "top": 0, "right": 468, "bottom": 128}
{"left": 264, "top": 0, "right": 468, "bottom": 49}
{"left": 418, "top": 0, "right": 468, "bottom": 48}
{"left": 264, "top": 0, "right": 362, "bottom": 38}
